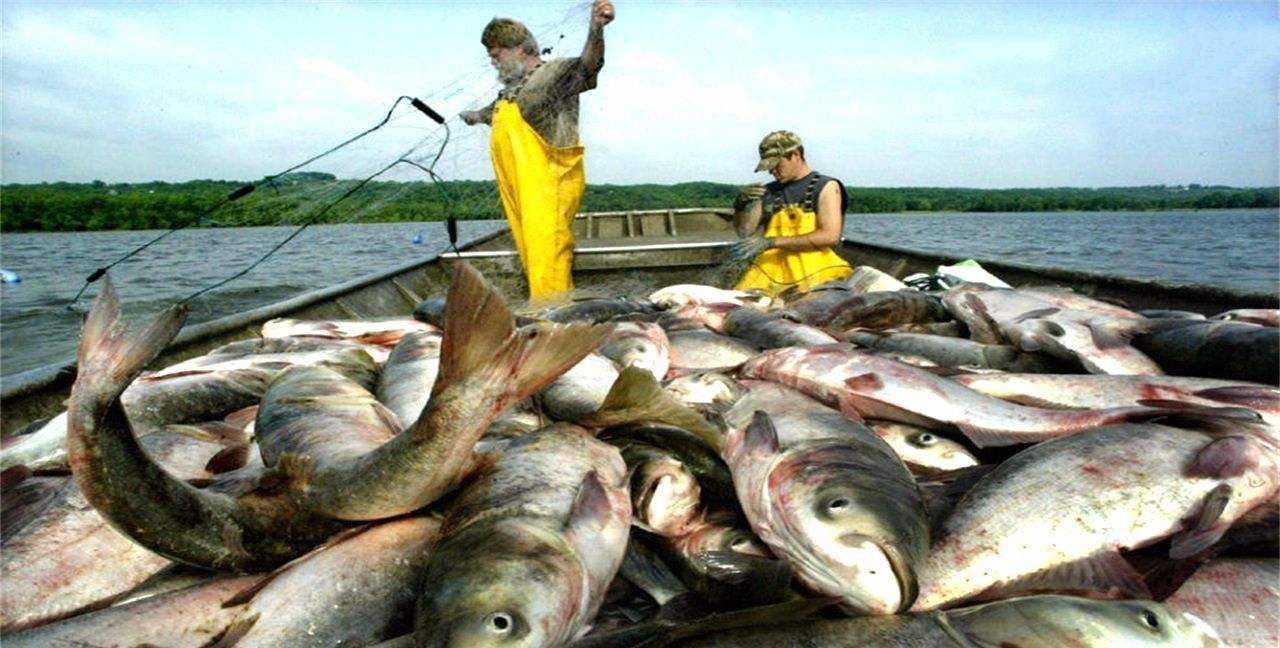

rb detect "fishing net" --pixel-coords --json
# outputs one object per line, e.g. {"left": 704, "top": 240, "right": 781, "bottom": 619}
{"left": 65, "top": 1, "right": 598, "bottom": 310}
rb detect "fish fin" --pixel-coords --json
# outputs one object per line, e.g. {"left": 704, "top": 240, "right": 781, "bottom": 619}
{"left": 961, "top": 293, "right": 1004, "bottom": 343}
{"left": 654, "top": 592, "right": 710, "bottom": 622}
{"left": 1189, "top": 436, "right": 1264, "bottom": 479}
{"left": 920, "top": 366, "right": 973, "bottom": 377}
{"left": 566, "top": 471, "right": 613, "bottom": 539}
{"left": 844, "top": 372, "right": 884, "bottom": 391}
{"left": 140, "top": 368, "right": 218, "bottom": 381}
{"left": 76, "top": 277, "right": 188, "bottom": 389}
{"left": 743, "top": 411, "right": 781, "bottom": 456}
{"left": 1012, "top": 307, "right": 1060, "bottom": 322}
{"left": 373, "top": 401, "right": 404, "bottom": 434}
{"left": 1134, "top": 401, "right": 1267, "bottom": 434}
{"left": 953, "top": 422, "right": 1049, "bottom": 448}
{"left": 579, "top": 366, "right": 724, "bottom": 452}
{"left": 164, "top": 421, "right": 248, "bottom": 445}
{"left": 979, "top": 551, "right": 1150, "bottom": 601}
{"left": 224, "top": 405, "right": 259, "bottom": 429}
{"left": 1088, "top": 319, "right": 1152, "bottom": 350}
{"left": 430, "top": 262, "right": 609, "bottom": 411}
{"left": 776, "top": 309, "right": 804, "bottom": 323}
{"left": 1170, "top": 484, "right": 1233, "bottom": 559}
{"left": 1, "top": 465, "right": 32, "bottom": 489}
{"left": 1192, "top": 385, "right": 1280, "bottom": 409}
{"left": 430, "top": 262, "right": 517, "bottom": 395}
{"left": 832, "top": 394, "right": 869, "bottom": 422}
{"left": 258, "top": 452, "right": 314, "bottom": 494}
{"left": 692, "top": 550, "right": 792, "bottom": 587}
{"left": 206, "top": 611, "right": 261, "bottom": 648}
{"left": 205, "top": 443, "right": 252, "bottom": 475}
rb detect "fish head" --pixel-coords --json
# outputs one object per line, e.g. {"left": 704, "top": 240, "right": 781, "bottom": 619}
{"left": 604, "top": 337, "right": 665, "bottom": 381}
{"left": 873, "top": 422, "right": 979, "bottom": 473}
{"left": 767, "top": 444, "right": 924, "bottom": 615}
{"left": 949, "top": 596, "right": 1223, "bottom": 647}
{"left": 664, "top": 372, "right": 744, "bottom": 407}
{"left": 677, "top": 515, "right": 772, "bottom": 558}
{"left": 629, "top": 452, "right": 703, "bottom": 537}
{"left": 418, "top": 520, "right": 586, "bottom": 648}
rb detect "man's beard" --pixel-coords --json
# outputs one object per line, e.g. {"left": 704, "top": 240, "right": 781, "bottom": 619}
{"left": 497, "top": 58, "right": 526, "bottom": 86}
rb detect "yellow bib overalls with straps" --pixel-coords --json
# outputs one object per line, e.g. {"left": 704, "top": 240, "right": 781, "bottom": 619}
{"left": 735, "top": 173, "right": 852, "bottom": 296}
{"left": 490, "top": 93, "right": 585, "bottom": 304}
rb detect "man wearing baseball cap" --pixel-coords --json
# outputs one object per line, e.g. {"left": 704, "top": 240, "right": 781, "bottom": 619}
{"left": 728, "top": 130, "right": 853, "bottom": 294}
{"left": 460, "top": 0, "right": 615, "bottom": 304}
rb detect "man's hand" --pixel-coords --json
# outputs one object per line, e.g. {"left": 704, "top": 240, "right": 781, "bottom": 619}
{"left": 734, "top": 183, "right": 765, "bottom": 211}
{"left": 728, "top": 235, "right": 773, "bottom": 264}
{"left": 592, "top": 0, "right": 615, "bottom": 27}
{"left": 460, "top": 110, "right": 482, "bottom": 126}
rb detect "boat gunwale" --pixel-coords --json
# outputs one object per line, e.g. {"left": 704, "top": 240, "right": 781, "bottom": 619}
{"left": 3, "top": 210, "right": 1275, "bottom": 401}
{"left": 0, "top": 227, "right": 508, "bottom": 400}
{"left": 843, "top": 236, "right": 1279, "bottom": 305}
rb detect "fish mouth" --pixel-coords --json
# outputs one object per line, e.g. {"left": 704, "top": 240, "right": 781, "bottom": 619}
{"left": 832, "top": 533, "right": 918, "bottom": 614}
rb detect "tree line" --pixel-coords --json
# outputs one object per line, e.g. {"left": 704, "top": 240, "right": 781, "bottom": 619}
{"left": 1, "top": 174, "right": 1274, "bottom": 232}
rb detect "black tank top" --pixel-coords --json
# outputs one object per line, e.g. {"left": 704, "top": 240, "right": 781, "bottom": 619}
{"left": 761, "top": 171, "right": 848, "bottom": 219}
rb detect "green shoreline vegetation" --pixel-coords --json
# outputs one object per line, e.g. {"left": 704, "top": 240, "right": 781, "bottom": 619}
{"left": 1, "top": 172, "right": 1275, "bottom": 232}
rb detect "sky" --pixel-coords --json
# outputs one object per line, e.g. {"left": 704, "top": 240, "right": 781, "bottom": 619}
{"left": 2, "top": 1, "right": 1278, "bottom": 188}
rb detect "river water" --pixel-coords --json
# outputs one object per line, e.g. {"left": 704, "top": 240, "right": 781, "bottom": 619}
{"left": 1, "top": 209, "right": 1275, "bottom": 378}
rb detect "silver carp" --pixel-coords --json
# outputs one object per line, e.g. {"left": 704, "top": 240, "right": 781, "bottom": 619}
{"left": 949, "top": 373, "right": 1280, "bottom": 440}
{"left": 844, "top": 329, "right": 1060, "bottom": 372}
{"left": 913, "top": 424, "right": 1279, "bottom": 611}
{"left": 375, "top": 329, "right": 443, "bottom": 428}
{"left": 64, "top": 264, "right": 608, "bottom": 571}
{"left": 3, "top": 574, "right": 259, "bottom": 648}
{"left": 415, "top": 426, "right": 631, "bottom": 647}
{"left": 649, "top": 285, "right": 772, "bottom": 310}
{"left": 740, "top": 345, "right": 1180, "bottom": 447}
{"left": 227, "top": 516, "right": 443, "bottom": 647}
{"left": 539, "top": 352, "right": 620, "bottom": 421}
{"left": 1211, "top": 308, "right": 1280, "bottom": 327}
{"left": 722, "top": 307, "right": 838, "bottom": 349}
{"left": 866, "top": 421, "right": 980, "bottom": 475}
{"left": 942, "top": 284, "right": 1162, "bottom": 375}
{"left": 260, "top": 317, "right": 435, "bottom": 347}
{"left": 667, "top": 329, "right": 759, "bottom": 374}
{"left": 670, "top": 595, "right": 1223, "bottom": 647}
{"left": 1133, "top": 320, "right": 1279, "bottom": 384}
{"left": 599, "top": 321, "right": 671, "bottom": 382}
{"left": 1163, "top": 558, "right": 1279, "bottom": 648}
{"left": 723, "top": 380, "right": 927, "bottom": 614}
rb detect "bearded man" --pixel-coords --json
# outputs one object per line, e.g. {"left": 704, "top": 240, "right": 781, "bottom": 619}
{"left": 460, "top": 0, "right": 615, "bottom": 304}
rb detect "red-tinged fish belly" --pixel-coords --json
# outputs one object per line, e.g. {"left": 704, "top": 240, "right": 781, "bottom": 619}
{"left": 1165, "top": 559, "right": 1280, "bottom": 648}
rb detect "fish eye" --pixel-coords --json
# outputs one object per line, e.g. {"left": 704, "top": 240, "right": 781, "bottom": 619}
{"left": 911, "top": 432, "right": 938, "bottom": 447}
{"left": 1140, "top": 609, "right": 1160, "bottom": 630}
{"left": 486, "top": 612, "right": 516, "bottom": 635}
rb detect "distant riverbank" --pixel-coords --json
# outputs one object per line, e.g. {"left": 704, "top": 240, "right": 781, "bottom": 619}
{"left": 1, "top": 175, "right": 1275, "bottom": 232}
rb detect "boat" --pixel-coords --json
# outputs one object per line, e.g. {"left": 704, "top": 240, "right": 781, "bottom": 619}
{"left": 1, "top": 207, "right": 1275, "bottom": 436}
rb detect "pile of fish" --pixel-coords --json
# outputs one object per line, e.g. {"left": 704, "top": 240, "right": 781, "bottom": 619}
{"left": 2, "top": 262, "right": 1278, "bottom": 647}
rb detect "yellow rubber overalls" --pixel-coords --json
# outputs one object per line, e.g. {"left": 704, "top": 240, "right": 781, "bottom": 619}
{"left": 490, "top": 99, "right": 585, "bottom": 304}
{"left": 735, "top": 176, "right": 852, "bottom": 296}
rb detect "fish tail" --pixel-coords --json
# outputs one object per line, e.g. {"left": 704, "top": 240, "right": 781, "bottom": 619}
{"left": 76, "top": 276, "right": 187, "bottom": 393}
{"left": 579, "top": 366, "right": 725, "bottom": 452}
{"left": 433, "top": 262, "right": 611, "bottom": 410}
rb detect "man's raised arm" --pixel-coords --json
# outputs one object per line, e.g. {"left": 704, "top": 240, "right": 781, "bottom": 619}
{"left": 582, "top": 0, "right": 614, "bottom": 73}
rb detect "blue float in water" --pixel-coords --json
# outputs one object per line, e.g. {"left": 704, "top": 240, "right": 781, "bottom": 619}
{"left": 0, "top": 269, "right": 21, "bottom": 284}
{"left": 412, "top": 232, "right": 425, "bottom": 245}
